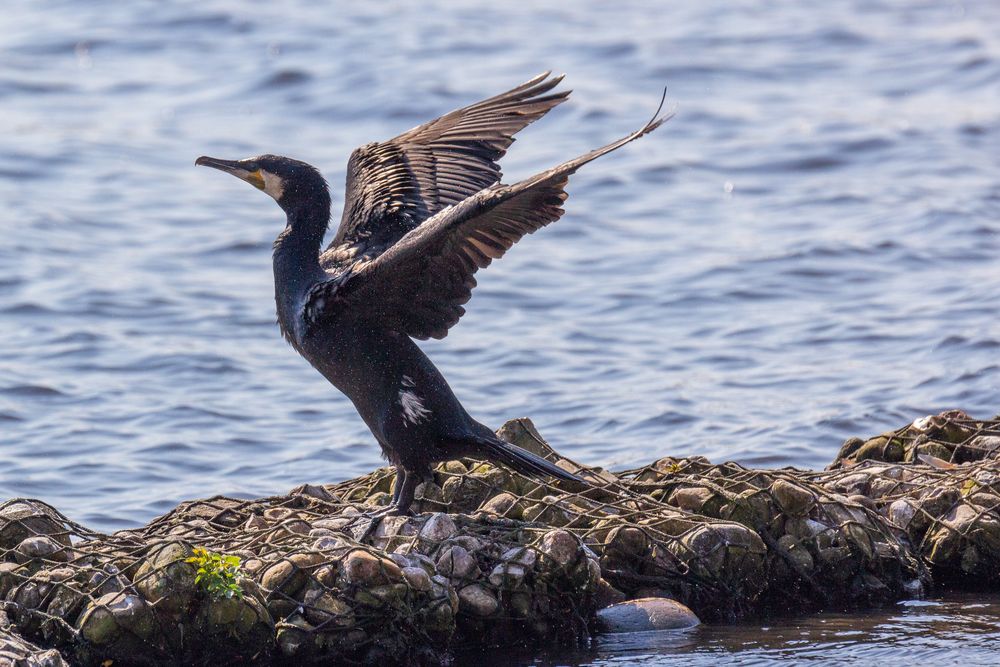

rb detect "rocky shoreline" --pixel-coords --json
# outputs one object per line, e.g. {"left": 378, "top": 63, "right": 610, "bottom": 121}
{"left": 2, "top": 411, "right": 999, "bottom": 665}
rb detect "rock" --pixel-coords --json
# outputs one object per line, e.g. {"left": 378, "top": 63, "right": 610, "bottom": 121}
{"left": 14, "top": 536, "right": 69, "bottom": 564}
{"left": 438, "top": 460, "right": 468, "bottom": 476}
{"left": 46, "top": 577, "right": 87, "bottom": 622}
{"left": 925, "top": 502, "right": 1000, "bottom": 570}
{"left": 424, "top": 599, "right": 456, "bottom": 640}
{"left": 261, "top": 560, "right": 303, "bottom": 597}
{"left": 107, "top": 593, "right": 156, "bottom": 638}
{"left": 368, "top": 583, "right": 409, "bottom": 606}
{"left": 402, "top": 566, "right": 432, "bottom": 592}
{"left": 290, "top": 483, "right": 337, "bottom": 501}
{"left": 602, "top": 525, "right": 649, "bottom": 568}
{"left": 850, "top": 437, "right": 904, "bottom": 464}
{"left": 676, "top": 522, "right": 767, "bottom": 583}
{"left": 134, "top": 541, "right": 197, "bottom": 615}
{"left": 488, "top": 562, "right": 527, "bottom": 588}
{"left": 522, "top": 499, "right": 572, "bottom": 527}
{"left": 583, "top": 556, "right": 603, "bottom": 592}
{"left": 312, "top": 516, "right": 354, "bottom": 533}
{"left": 458, "top": 584, "right": 499, "bottom": 617}
{"left": 77, "top": 601, "right": 119, "bottom": 645}
{"left": 903, "top": 578, "right": 925, "bottom": 597}
{"left": 848, "top": 494, "right": 877, "bottom": 510}
{"left": 263, "top": 507, "right": 295, "bottom": 523}
{"left": 833, "top": 437, "right": 865, "bottom": 464}
{"left": 478, "top": 492, "right": 520, "bottom": 517}
{"left": 914, "top": 442, "right": 953, "bottom": 463}
{"left": 203, "top": 596, "right": 243, "bottom": 626}
{"left": 282, "top": 519, "right": 312, "bottom": 536}
{"left": 448, "top": 535, "right": 483, "bottom": 553}
{"left": 0, "top": 501, "right": 71, "bottom": 550}
{"left": 776, "top": 534, "right": 814, "bottom": 573}
{"left": 669, "top": 486, "right": 716, "bottom": 513}
{"left": 78, "top": 593, "right": 154, "bottom": 643}
{"left": 87, "top": 565, "right": 129, "bottom": 597}
{"left": 440, "top": 476, "right": 493, "bottom": 512}
{"left": 244, "top": 514, "right": 267, "bottom": 531}
{"left": 276, "top": 616, "right": 314, "bottom": 657}
{"left": 594, "top": 578, "right": 627, "bottom": 608}
{"left": 495, "top": 418, "right": 555, "bottom": 459}
{"left": 770, "top": 479, "right": 816, "bottom": 517}
{"left": 343, "top": 549, "right": 403, "bottom": 586}
{"left": 414, "top": 481, "right": 444, "bottom": 506}
{"left": 968, "top": 435, "right": 1000, "bottom": 457}
{"left": 419, "top": 513, "right": 457, "bottom": 543}
{"left": 0, "top": 562, "right": 26, "bottom": 598}
{"left": 887, "top": 499, "right": 915, "bottom": 531}
{"left": 786, "top": 517, "right": 831, "bottom": 542}
{"left": 539, "top": 529, "right": 579, "bottom": 568}
{"left": 312, "top": 535, "right": 350, "bottom": 552}
{"left": 366, "top": 492, "right": 392, "bottom": 508}
{"left": 832, "top": 473, "right": 872, "bottom": 497}
{"left": 302, "top": 590, "right": 353, "bottom": 627}
{"left": 436, "top": 545, "right": 479, "bottom": 581}
{"left": 596, "top": 598, "right": 700, "bottom": 633}
{"left": 501, "top": 546, "right": 537, "bottom": 569}
{"left": 430, "top": 575, "right": 459, "bottom": 614}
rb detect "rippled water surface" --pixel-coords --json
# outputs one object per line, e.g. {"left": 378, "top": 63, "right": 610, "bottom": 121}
{"left": 462, "top": 593, "right": 1000, "bottom": 666}
{"left": 2, "top": 0, "right": 999, "bottom": 661}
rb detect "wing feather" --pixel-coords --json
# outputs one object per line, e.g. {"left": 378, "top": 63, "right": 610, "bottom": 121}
{"left": 307, "top": 97, "right": 671, "bottom": 339}
{"left": 323, "top": 72, "right": 570, "bottom": 265}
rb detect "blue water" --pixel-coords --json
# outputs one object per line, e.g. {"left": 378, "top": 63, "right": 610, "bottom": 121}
{"left": 1, "top": 0, "right": 999, "bottom": 660}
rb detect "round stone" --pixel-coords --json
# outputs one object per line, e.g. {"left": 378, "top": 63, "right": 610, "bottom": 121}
{"left": 596, "top": 598, "right": 700, "bottom": 633}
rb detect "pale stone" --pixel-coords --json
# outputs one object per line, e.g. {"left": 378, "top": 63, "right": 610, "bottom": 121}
{"left": 419, "top": 513, "right": 457, "bottom": 543}
{"left": 596, "top": 597, "right": 700, "bottom": 633}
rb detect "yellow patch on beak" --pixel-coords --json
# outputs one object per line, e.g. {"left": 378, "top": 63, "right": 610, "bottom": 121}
{"left": 246, "top": 169, "right": 266, "bottom": 190}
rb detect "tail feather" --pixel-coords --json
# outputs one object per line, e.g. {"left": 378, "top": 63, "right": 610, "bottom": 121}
{"left": 478, "top": 436, "right": 584, "bottom": 484}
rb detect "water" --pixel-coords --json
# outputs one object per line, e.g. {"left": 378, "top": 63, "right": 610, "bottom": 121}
{"left": 462, "top": 593, "right": 1000, "bottom": 666}
{"left": 1, "top": 0, "right": 998, "bottom": 661}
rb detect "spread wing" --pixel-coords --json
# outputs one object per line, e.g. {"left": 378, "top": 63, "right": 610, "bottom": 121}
{"left": 321, "top": 72, "right": 570, "bottom": 267}
{"left": 306, "top": 97, "right": 671, "bottom": 340}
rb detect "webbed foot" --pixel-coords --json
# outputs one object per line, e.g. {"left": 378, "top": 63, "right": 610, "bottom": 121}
{"left": 355, "top": 503, "right": 414, "bottom": 543}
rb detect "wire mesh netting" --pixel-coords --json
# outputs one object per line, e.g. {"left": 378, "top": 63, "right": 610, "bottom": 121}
{"left": 1, "top": 412, "right": 999, "bottom": 665}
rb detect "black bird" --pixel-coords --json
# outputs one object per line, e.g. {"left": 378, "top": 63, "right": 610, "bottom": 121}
{"left": 197, "top": 73, "right": 669, "bottom": 515}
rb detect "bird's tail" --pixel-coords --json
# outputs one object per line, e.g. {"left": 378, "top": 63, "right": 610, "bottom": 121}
{"left": 476, "top": 435, "right": 584, "bottom": 485}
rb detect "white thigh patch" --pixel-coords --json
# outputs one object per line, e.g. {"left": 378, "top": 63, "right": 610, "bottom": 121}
{"left": 399, "top": 386, "right": 431, "bottom": 426}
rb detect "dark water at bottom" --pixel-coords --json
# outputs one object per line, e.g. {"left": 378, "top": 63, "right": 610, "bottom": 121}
{"left": 456, "top": 592, "right": 1000, "bottom": 666}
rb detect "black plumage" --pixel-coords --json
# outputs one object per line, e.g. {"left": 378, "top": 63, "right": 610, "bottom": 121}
{"left": 196, "top": 73, "right": 669, "bottom": 515}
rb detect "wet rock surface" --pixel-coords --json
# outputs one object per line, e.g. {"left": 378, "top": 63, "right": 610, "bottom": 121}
{"left": 1, "top": 413, "right": 1000, "bottom": 664}
{"left": 596, "top": 597, "right": 700, "bottom": 633}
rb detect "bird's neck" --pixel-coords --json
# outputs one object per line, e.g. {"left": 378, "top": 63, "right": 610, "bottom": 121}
{"left": 273, "top": 201, "right": 329, "bottom": 268}
{"left": 272, "top": 203, "right": 329, "bottom": 330}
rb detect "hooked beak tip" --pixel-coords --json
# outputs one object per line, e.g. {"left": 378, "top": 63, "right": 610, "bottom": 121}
{"left": 195, "top": 155, "right": 245, "bottom": 174}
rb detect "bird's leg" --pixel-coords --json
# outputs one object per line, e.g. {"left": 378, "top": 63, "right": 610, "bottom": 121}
{"left": 390, "top": 464, "right": 405, "bottom": 506}
{"left": 356, "top": 467, "right": 414, "bottom": 544}
{"left": 392, "top": 469, "right": 419, "bottom": 516}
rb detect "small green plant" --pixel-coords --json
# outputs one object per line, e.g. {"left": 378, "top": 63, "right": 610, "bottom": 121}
{"left": 185, "top": 548, "right": 244, "bottom": 600}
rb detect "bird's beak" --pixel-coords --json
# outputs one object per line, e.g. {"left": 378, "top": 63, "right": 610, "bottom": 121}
{"left": 195, "top": 156, "right": 265, "bottom": 190}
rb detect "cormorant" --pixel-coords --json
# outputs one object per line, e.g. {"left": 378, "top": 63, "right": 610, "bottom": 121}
{"left": 196, "top": 72, "right": 669, "bottom": 515}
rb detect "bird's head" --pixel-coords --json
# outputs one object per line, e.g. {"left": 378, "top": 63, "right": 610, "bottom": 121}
{"left": 196, "top": 154, "right": 329, "bottom": 216}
